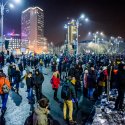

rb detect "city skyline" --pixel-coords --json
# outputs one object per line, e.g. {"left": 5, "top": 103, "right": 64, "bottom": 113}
{"left": 3, "top": 0, "right": 125, "bottom": 45}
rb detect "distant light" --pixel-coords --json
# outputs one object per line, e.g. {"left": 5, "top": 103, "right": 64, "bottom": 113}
{"left": 111, "top": 36, "right": 114, "bottom": 39}
{"left": 64, "top": 24, "right": 68, "bottom": 29}
{"left": 85, "top": 18, "right": 89, "bottom": 22}
{"left": 80, "top": 14, "right": 85, "bottom": 19}
{"left": 96, "top": 31, "right": 99, "bottom": 34}
{"left": 9, "top": 3, "right": 14, "bottom": 9}
{"left": 14, "top": 0, "right": 21, "bottom": 4}
{"left": 88, "top": 32, "right": 91, "bottom": 36}
{"left": 71, "top": 19, "right": 75, "bottom": 22}
{"left": 100, "top": 32, "right": 104, "bottom": 36}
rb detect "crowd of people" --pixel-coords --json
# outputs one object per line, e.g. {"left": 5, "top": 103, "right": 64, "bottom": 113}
{"left": 0, "top": 52, "right": 125, "bottom": 125}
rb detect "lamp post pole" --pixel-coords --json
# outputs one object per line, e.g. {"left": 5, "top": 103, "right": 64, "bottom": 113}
{"left": 76, "top": 20, "right": 79, "bottom": 56}
{"left": 1, "top": 2, "right": 4, "bottom": 52}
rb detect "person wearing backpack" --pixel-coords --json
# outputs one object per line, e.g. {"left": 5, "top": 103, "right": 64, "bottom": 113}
{"left": 51, "top": 70, "right": 60, "bottom": 101}
{"left": 0, "top": 71, "right": 11, "bottom": 115}
{"left": 61, "top": 76, "right": 77, "bottom": 124}
{"left": 12, "top": 66, "right": 21, "bottom": 93}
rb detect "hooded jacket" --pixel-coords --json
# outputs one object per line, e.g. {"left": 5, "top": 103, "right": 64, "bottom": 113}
{"left": 51, "top": 71, "right": 60, "bottom": 89}
{"left": 0, "top": 73, "right": 11, "bottom": 94}
{"left": 33, "top": 106, "right": 49, "bottom": 125}
{"left": 34, "top": 70, "right": 44, "bottom": 85}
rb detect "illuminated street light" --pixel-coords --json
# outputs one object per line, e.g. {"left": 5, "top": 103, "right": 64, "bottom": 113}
{"left": 64, "top": 14, "right": 90, "bottom": 56}
{"left": 100, "top": 32, "right": 104, "bottom": 36}
{"left": 85, "top": 18, "right": 89, "bottom": 22}
{"left": 9, "top": 3, "right": 14, "bottom": 9}
{"left": 80, "top": 14, "right": 85, "bottom": 19}
{"left": 14, "top": 0, "right": 21, "bottom": 4}
{"left": 88, "top": 32, "right": 91, "bottom": 36}
{"left": 96, "top": 31, "right": 99, "bottom": 34}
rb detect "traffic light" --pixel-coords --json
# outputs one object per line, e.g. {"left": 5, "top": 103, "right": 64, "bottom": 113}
{"left": 5, "top": 40, "right": 9, "bottom": 50}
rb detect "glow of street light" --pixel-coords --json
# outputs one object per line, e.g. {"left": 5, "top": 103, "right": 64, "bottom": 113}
{"left": 14, "top": 0, "right": 21, "bottom": 4}
{"left": 71, "top": 19, "right": 75, "bottom": 22}
{"left": 9, "top": 3, "right": 14, "bottom": 9}
{"left": 85, "top": 18, "right": 89, "bottom": 22}
{"left": 80, "top": 14, "right": 85, "bottom": 19}
{"left": 100, "top": 32, "right": 104, "bottom": 36}
{"left": 88, "top": 32, "right": 91, "bottom": 36}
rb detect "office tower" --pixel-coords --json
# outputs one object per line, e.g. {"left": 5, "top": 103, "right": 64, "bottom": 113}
{"left": 21, "top": 7, "right": 45, "bottom": 53}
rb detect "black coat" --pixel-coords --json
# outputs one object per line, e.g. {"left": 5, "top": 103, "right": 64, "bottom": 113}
{"left": 68, "top": 67, "right": 75, "bottom": 77}
{"left": 34, "top": 73, "right": 44, "bottom": 85}
{"left": 26, "top": 77, "right": 34, "bottom": 88}
{"left": 117, "top": 70, "right": 125, "bottom": 91}
{"left": 14, "top": 70, "right": 21, "bottom": 83}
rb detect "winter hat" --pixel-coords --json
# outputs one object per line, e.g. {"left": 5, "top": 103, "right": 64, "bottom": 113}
{"left": 103, "top": 66, "right": 107, "bottom": 71}
{"left": 84, "top": 70, "right": 88, "bottom": 74}
{"left": 39, "top": 98, "right": 49, "bottom": 108}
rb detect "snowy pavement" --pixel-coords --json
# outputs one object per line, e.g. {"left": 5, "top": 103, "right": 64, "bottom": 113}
{"left": 92, "top": 91, "right": 125, "bottom": 125}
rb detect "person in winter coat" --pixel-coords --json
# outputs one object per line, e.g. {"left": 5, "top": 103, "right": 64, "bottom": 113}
{"left": 26, "top": 72, "right": 34, "bottom": 104}
{"left": 97, "top": 68, "right": 106, "bottom": 97}
{"left": 87, "top": 67, "right": 96, "bottom": 100}
{"left": 83, "top": 70, "right": 89, "bottom": 98}
{"left": 68, "top": 64, "right": 75, "bottom": 77}
{"left": 51, "top": 70, "right": 60, "bottom": 101}
{"left": 39, "top": 59, "right": 44, "bottom": 73}
{"left": 0, "top": 71, "right": 11, "bottom": 115}
{"left": 34, "top": 69, "right": 44, "bottom": 101}
{"left": 8, "top": 63, "right": 13, "bottom": 83}
{"left": 33, "top": 98, "right": 50, "bottom": 125}
{"left": 9, "top": 53, "right": 15, "bottom": 63}
{"left": 12, "top": 66, "right": 21, "bottom": 93}
{"left": 63, "top": 76, "right": 77, "bottom": 124}
{"left": 74, "top": 64, "right": 83, "bottom": 96}
{"left": 18, "top": 60, "right": 23, "bottom": 76}
{"left": 115, "top": 64, "right": 125, "bottom": 110}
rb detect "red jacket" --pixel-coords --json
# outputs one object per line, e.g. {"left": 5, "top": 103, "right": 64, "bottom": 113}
{"left": 52, "top": 75, "right": 60, "bottom": 89}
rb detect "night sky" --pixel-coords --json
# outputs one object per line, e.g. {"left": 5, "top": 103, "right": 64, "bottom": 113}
{"left": 4, "top": 0, "right": 125, "bottom": 45}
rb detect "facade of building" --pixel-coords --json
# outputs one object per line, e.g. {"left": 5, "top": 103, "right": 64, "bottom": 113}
{"left": 21, "top": 7, "right": 46, "bottom": 53}
{"left": 5, "top": 34, "right": 21, "bottom": 50}
{"left": 67, "top": 20, "right": 77, "bottom": 54}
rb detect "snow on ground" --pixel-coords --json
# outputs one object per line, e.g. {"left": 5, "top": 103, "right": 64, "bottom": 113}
{"left": 2, "top": 65, "right": 31, "bottom": 125}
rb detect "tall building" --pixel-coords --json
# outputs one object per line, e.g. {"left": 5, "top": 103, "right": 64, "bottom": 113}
{"left": 67, "top": 20, "right": 77, "bottom": 54}
{"left": 21, "top": 7, "right": 45, "bottom": 53}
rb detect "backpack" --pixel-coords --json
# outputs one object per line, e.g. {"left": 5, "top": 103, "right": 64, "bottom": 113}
{"left": 2, "top": 78, "right": 10, "bottom": 94}
{"left": 61, "top": 83, "right": 70, "bottom": 100}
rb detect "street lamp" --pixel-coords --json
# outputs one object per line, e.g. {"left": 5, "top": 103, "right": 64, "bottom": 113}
{"left": 0, "top": 0, "right": 21, "bottom": 51}
{"left": 80, "top": 14, "right": 85, "bottom": 19}
{"left": 14, "top": 0, "right": 21, "bottom": 4}
{"left": 9, "top": 3, "right": 14, "bottom": 9}
{"left": 76, "top": 14, "right": 89, "bottom": 55}
{"left": 64, "top": 14, "right": 89, "bottom": 56}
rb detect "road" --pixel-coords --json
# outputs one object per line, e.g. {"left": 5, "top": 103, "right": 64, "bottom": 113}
{"left": 0, "top": 66, "right": 95, "bottom": 125}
